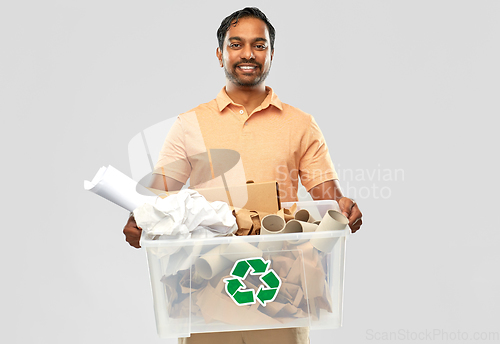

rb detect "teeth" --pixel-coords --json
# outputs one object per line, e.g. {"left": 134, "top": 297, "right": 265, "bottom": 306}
{"left": 239, "top": 66, "right": 255, "bottom": 70}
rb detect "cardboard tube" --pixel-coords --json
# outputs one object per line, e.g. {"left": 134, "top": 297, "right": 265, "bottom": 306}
{"left": 286, "top": 220, "right": 318, "bottom": 245}
{"left": 294, "top": 209, "right": 316, "bottom": 223}
{"left": 316, "top": 210, "right": 348, "bottom": 232}
{"left": 310, "top": 236, "right": 340, "bottom": 253}
{"left": 221, "top": 242, "right": 263, "bottom": 262}
{"left": 286, "top": 219, "right": 318, "bottom": 233}
{"left": 259, "top": 214, "right": 287, "bottom": 251}
{"left": 311, "top": 210, "right": 348, "bottom": 252}
{"left": 260, "top": 214, "right": 286, "bottom": 235}
{"left": 257, "top": 239, "right": 283, "bottom": 251}
{"left": 257, "top": 234, "right": 284, "bottom": 251}
{"left": 194, "top": 245, "right": 232, "bottom": 280}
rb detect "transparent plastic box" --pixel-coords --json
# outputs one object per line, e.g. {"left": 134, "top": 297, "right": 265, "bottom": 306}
{"left": 141, "top": 200, "right": 350, "bottom": 338}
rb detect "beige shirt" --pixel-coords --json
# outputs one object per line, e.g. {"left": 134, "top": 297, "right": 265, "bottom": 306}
{"left": 155, "top": 87, "right": 337, "bottom": 202}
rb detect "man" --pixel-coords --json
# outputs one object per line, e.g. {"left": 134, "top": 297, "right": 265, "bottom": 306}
{"left": 124, "top": 7, "right": 362, "bottom": 344}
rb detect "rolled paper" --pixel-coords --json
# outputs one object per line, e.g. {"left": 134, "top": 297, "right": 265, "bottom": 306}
{"left": 221, "top": 241, "right": 263, "bottom": 262}
{"left": 84, "top": 165, "right": 158, "bottom": 212}
{"left": 194, "top": 245, "right": 232, "bottom": 280}
{"left": 294, "top": 209, "right": 316, "bottom": 223}
{"left": 311, "top": 210, "right": 348, "bottom": 252}
{"left": 260, "top": 214, "right": 286, "bottom": 235}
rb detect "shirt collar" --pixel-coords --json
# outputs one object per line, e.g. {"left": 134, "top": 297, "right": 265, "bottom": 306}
{"left": 215, "top": 86, "right": 283, "bottom": 112}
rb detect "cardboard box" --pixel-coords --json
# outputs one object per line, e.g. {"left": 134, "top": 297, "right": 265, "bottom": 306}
{"left": 150, "top": 181, "right": 280, "bottom": 214}
{"left": 195, "top": 181, "right": 280, "bottom": 214}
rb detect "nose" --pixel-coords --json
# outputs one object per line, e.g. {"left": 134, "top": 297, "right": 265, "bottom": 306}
{"left": 241, "top": 45, "right": 255, "bottom": 60}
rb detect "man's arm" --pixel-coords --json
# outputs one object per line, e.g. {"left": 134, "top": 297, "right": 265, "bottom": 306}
{"left": 123, "top": 174, "right": 184, "bottom": 248}
{"left": 148, "top": 173, "right": 185, "bottom": 193}
{"left": 309, "top": 180, "right": 363, "bottom": 233}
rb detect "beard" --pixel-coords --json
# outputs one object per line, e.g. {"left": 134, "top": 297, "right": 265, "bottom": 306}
{"left": 224, "top": 59, "right": 271, "bottom": 87}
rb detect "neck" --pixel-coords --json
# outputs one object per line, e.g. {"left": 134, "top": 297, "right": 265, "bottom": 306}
{"left": 225, "top": 82, "right": 268, "bottom": 114}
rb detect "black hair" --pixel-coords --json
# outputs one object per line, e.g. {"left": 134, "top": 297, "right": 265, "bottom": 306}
{"left": 217, "top": 7, "right": 276, "bottom": 52}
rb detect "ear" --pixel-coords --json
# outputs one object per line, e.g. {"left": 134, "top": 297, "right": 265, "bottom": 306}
{"left": 216, "top": 47, "right": 223, "bottom": 67}
{"left": 271, "top": 49, "right": 274, "bottom": 61}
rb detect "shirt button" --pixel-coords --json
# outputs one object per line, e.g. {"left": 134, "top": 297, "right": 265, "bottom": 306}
{"left": 239, "top": 110, "right": 244, "bottom": 114}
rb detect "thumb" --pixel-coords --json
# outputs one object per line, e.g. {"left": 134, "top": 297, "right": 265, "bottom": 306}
{"left": 338, "top": 197, "right": 354, "bottom": 219}
{"left": 340, "top": 205, "right": 350, "bottom": 218}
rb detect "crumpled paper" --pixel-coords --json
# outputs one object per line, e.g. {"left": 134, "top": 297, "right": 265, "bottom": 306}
{"left": 133, "top": 189, "right": 237, "bottom": 238}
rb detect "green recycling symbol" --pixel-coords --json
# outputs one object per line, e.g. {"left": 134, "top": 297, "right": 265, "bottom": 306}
{"left": 223, "top": 257, "right": 281, "bottom": 307}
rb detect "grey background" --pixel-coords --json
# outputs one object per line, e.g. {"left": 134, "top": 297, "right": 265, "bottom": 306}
{"left": 2, "top": 0, "right": 499, "bottom": 343}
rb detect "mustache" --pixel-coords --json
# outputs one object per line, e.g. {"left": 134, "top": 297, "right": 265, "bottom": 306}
{"left": 233, "top": 59, "right": 262, "bottom": 68}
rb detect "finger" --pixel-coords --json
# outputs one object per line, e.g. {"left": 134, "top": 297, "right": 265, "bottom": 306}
{"left": 126, "top": 216, "right": 142, "bottom": 231}
{"left": 340, "top": 204, "right": 350, "bottom": 218}
{"left": 348, "top": 206, "right": 362, "bottom": 225}
{"left": 126, "top": 234, "right": 141, "bottom": 248}
{"left": 350, "top": 218, "right": 362, "bottom": 233}
{"left": 127, "top": 214, "right": 141, "bottom": 228}
{"left": 349, "top": 200, "right": 356, "bottom": 212}
{"left": 123, "top": 225, "right": 142, "bottom": 248}
{"left": 352, "top": 216, "right": 362, "bottom": 225}
{"left": 339, "top": 197, "right": 356, "bottom": 219}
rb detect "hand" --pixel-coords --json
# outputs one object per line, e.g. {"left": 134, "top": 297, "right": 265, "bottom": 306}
{"left": 338, "top": 197, "right": 363, "bottom": 233}
{"left": 123, "top": 214, "right": 142, "bottom": 248}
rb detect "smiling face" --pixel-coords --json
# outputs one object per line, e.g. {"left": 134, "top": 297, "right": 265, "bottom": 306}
{"left": 217, "top": 17, "right": 274, "bottom": 88}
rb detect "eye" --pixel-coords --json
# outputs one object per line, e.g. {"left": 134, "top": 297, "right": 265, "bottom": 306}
{"left": 229, "top": 43, "right": 241, "bottom": 49}
{"left": 255, "top": 44, "right": 266, "bottom": 50}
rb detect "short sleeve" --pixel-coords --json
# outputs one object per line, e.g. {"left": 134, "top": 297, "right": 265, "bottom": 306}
{"left": 299, "top": 116, "right": 338, "bottom": 191}
{"left": 153, "top": 116, "right": 191, "bottom": 184}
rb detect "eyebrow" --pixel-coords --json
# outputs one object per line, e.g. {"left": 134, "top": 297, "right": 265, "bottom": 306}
{"left": 228, "top": 36, "right": 268, "bottom": 43}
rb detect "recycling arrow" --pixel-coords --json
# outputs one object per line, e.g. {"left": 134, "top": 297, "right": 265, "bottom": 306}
{"left": 225, "top": 278, "right": 244, "bottom": 295}
{"left": 231, "top": 260, "right": 251, "bottom": 279}
{"left": 223, "top": 257, "right": 281, "bottom": 307}
{"left": 256, "top": 286, "right": 279, "bottom": 306}
{"left": 256, "top": 269, "right": 281, "bottom": 306}
{"left": 261, "top": 269, "right": 280, "bottom": 288}
{"left": 233, "top": 289, "right": 255, "bottom": 305}
{"left": 223, "top": 277, "right": 256, "bottom": 306}
{"left": 247, "top": 258, "right": 270, "bottom": 274}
